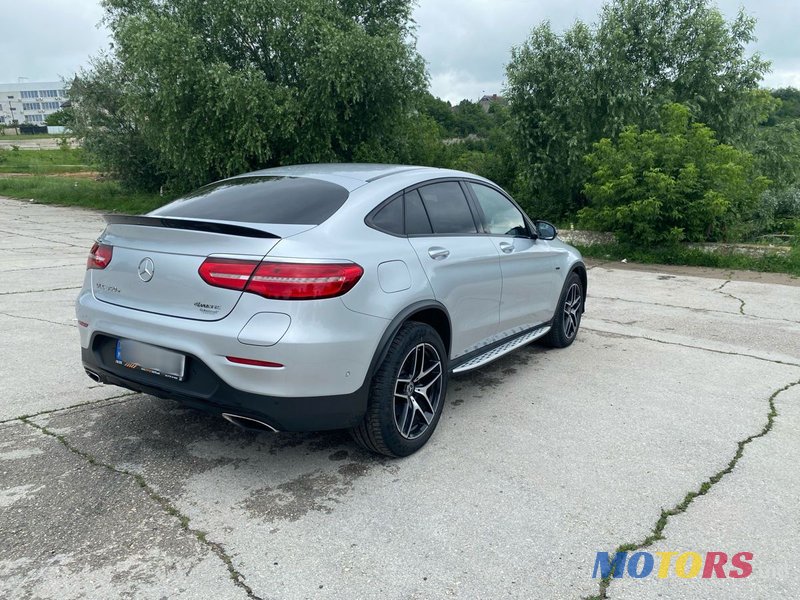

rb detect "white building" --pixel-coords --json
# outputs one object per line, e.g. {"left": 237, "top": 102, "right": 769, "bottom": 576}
{"left": 0, "top": 81, "right": 68, "bottom": 126}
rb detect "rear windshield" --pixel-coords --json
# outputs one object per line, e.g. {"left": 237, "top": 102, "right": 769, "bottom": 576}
{"left": 151, "top": 176, "right": 349, "bottom": 225}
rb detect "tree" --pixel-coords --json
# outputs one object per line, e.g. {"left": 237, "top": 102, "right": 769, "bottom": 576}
{"left": 72, "top": 0, "right": 427, "bottom": 192}
{"left": 766, "top": 88, "right": 800, "bottom": 125}
{"left": 45, "top": 110, "right": 71, "bottom": 127}
{"left": 506, "top": 0, "right": 771, "bottom": 219}
{"left": 579, "top": 104, "right": 769, "bottom": 245}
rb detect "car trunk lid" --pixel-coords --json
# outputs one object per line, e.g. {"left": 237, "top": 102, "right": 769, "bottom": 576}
{"left": 91, "top": 216, "right": 297, "bottom": 321}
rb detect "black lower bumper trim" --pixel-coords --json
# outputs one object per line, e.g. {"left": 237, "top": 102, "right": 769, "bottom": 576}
{"left": 81, "top": 342, "right": 368, "bottom": 432}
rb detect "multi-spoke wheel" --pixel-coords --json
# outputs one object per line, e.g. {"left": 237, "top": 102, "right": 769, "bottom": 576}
{"left": 351, "top": 322, "right": 448, "bottom": 457}
{"left": 542, "top": 272, "right": 583, "bottom": 348}
{"left": 393, "top": 343, "right": 443, "bottom": 440}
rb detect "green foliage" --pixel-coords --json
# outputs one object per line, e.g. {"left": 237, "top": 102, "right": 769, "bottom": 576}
{"left": 753, "top": 119, "right": 800, "bottom": 191}
{"left": 766, "top": 88, "right": 800, "bottom": 125}
{"left": 506, "top": 0, "right": 772, "bottom": 220}
{"left": 45, "top": 110, "right": 71, "bottom": 127}
{"left": 69, "top": 57, "right": 164, "bottom": 191}
{"left": 72, "top": 0, "right": 427, "bottom": 192}
{"left": 579, "top": 104, "right": 769, "bottom": 245}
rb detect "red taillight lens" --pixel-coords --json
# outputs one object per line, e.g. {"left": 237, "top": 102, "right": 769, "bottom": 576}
{"left": 197, "top": 258, "right": 363, "bottom": 300}
{"left": 198, "top": 258, "right": 260, "bottom": 290}
{"left": 247, "top": 261, "right": 364, "bottom": 300}
{"left": 87, "top": 242, "right": 113, "bottom": 270}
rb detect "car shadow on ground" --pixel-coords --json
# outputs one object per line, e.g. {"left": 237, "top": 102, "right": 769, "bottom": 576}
{"left": 34, "top": 340, "right": 558, "bottom": 523}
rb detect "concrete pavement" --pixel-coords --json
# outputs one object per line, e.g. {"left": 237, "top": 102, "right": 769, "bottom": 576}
{"left": 1, "top": 197, "right": 798, "bottom": 599}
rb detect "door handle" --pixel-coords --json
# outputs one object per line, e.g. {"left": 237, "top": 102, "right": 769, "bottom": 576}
{"left": 428, "top": 247, "right": 450, "bottom": 260}
{"left": 499, "top": 241, "right": 514, "bottom": 254}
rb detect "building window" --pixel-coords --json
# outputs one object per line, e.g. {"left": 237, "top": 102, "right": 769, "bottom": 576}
{"left": 59, "top": 90, "right": 67, "bottom": 96}
{"left": 26, "top": 114, "right": 45, "bottom": 123}
{"left": 41, "top": 90, "right": 59, "bottom": 97}
{"left": 0, "top": 116, "right": 5, "bottom": 124}
{"left": 23, "top": 103, "right": 41, "bottom": 111}
{"left": 42, "top": 102, "right": 60, "bottom": 110}
{"left": 21, "top": 90, "right": 38, "bottom": 99}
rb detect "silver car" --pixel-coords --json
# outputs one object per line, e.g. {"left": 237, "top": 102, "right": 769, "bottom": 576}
{"left": 77, "top": 164, "right": 586, "bottom": 456}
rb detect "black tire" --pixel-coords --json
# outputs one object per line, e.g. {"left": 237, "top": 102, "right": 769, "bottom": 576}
{"left": 542, "top": 272, "right": 583, "bottom": 348}
{"left": 351, "top": 322, "right": 448, "bottom": 457}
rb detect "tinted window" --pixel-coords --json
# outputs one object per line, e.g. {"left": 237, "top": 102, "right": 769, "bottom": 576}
{"left": 152, "top": 176, "right": 349, "bottom": 225}
{"left": 417, "top": 182, "right": 477, "bottom": 234}
{"left": 371, "top": 196, "right": 404, "bottom": 235}
{"left": 469, "top": 183, "right": 527, "bottom": 236}
{"left": 404, "top": 189, "right": 433, "bottom": 235}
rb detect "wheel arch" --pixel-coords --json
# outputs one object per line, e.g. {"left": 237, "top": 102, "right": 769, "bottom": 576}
{"left": 569, "top": 261, "right": 588, "bottom": 313}
{"left": 366, "top": 301, "right": 452, "bottom": 384}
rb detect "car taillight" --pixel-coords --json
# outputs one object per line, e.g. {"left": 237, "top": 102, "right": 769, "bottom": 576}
{"left": 198, "top": 258, "right": 259, "bottom": 290}
{"left": 87, "top": 242, "right": 113, "bottom": 270}
{"left": 198, "top": 258, "right": 364, "bottom": 300}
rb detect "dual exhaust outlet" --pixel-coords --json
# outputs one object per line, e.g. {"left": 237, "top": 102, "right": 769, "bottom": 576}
{"left": 84, "top": 368, "right": 279, "bottom": 433}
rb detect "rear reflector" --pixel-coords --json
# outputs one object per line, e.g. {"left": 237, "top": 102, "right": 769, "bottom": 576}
{"left": 226, "top": 356, "right": 284, "bottom": 368}
{"left": 87, "top": 242, "right": 113, "bottom": 270}
{"left": 198, "top": 258, "right": 363, "bottom": 300}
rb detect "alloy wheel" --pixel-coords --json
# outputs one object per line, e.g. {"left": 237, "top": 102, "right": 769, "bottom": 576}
{"left": 563, "top": 282, "right": 582, "bottom": 339}
{"left": 393, "top": 343, "right": 443, "bottom": 440}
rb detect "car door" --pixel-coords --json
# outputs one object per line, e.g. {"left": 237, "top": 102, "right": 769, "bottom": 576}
{"left": 404, "top": 182, "right": 502, "bottom": 359}
{"left": 466, "top": 182, "right": 564, "bottom": 331}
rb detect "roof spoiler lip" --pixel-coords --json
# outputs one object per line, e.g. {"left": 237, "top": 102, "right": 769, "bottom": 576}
{"left": 102, "top": 214, "right": 280, "bottom": 239}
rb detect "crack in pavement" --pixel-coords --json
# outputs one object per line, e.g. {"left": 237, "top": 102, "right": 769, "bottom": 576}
{"left": 592, "top": 294, "right": 796, "bottom": 325}
{"left": 0, "top": 227, "right": 87, "bottom": 248}
{"left": 0, "top": 263, "right": 79, "bottom": 273}
{"left": 584, "top": 327, "right": 800, "bottom": 369}
{"left": 0, "top": 285, "right": 81, "bottom": 296}
{"left": 584, "top": 378, "right": 800, "bottom": 600}
{"left": 0, "top": 392, "right": 139, "bottom": 425}
{"left": 0, "top": 310, "right": 76, "bottom": 328}
{"left": 714, "top": 281, "right": 747, "bottom": 315}
{"left": 21, "top": 417, "right": 265, "bottom": 600}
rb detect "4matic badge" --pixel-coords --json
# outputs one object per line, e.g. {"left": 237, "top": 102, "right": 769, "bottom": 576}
{"left": 194, "top": 301, "right": 221, "bottom": 314}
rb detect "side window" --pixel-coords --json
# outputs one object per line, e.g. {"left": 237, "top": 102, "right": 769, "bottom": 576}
{"left": 469, "top": 183, "right": 528, "bottom": 236}
{"left": 417, "top": 182, "right": 478, "bottom": 234}
{"left": 371, "top": 196, "right": 404, "bottom": 235}
{"left": 404, "top": 189, "right": 433, "bottom": 235}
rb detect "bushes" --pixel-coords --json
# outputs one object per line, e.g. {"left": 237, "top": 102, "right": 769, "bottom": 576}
{"left": 579, "top": 104, "right": 770, "bottom": 245}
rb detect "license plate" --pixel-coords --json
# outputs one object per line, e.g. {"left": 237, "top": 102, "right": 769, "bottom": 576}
{"left": 115, "top": 338, "right": 186, "bottom": 381}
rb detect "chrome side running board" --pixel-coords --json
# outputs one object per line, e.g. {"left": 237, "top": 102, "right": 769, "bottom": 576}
{"left": 452, "top": 326, "right": 551, "bottom": 374}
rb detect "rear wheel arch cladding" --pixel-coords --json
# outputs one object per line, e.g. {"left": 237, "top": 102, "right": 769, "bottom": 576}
{"left": 367, "top": 302, "right": 452, "bottom": 385}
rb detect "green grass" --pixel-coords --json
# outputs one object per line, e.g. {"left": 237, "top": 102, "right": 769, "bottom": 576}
{"left": 0, "top": 148, "right": 92, "bottom": 174}
{"left": 0, "top": 176, "right": 171, "bottom": 214}
{"left": 577, "top": 241, "right": 800, "bottom": 277}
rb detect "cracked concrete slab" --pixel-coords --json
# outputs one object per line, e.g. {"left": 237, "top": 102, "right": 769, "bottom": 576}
{"left": 27, "top": 330, "right": 800, "bottom": 600}
{"left": 0, "top": 422, "right": 247, "bottom": 600}
{"left": 2, "top": 196, "right": 800, "bottom": 599}
{"left": 609, "top": 382, "right": 800, "bottom": 600}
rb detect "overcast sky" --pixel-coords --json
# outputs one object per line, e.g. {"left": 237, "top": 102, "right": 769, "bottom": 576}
{"left": 2, "top": 0, "right": 798, "bottom": 103}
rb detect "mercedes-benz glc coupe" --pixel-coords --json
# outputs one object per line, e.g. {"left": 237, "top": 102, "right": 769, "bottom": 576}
{"left": 77, "top": 164, "right": 586, "bottom": 456}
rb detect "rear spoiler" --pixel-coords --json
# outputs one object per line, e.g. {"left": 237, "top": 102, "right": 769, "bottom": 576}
{"left": 103, "top": 215, "right": 279, "bottom": 239}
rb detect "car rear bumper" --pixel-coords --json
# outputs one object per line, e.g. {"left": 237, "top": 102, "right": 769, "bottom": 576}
{"left": 81, "top": 344, "right": 368, "bottom": 431}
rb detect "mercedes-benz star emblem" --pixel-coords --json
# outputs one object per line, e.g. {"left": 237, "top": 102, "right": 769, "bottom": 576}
{"left": 138, "top": 257, "right": 155, "bottom": 282}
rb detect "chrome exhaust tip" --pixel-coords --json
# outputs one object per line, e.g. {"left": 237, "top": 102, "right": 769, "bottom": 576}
{"left": 85, "top": 369, "right": 102, "bottom": 383}
{"left": 221, "top": 413, "right": 279, "bottom": 433}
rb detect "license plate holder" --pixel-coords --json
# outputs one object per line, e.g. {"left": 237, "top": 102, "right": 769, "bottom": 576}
{"left": 115, "top": 338, "right": 186, "bottom": 381}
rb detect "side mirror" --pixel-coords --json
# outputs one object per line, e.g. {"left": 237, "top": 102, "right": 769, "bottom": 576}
{"left": 535, "top": 220, "right": 558, "bottom": 241}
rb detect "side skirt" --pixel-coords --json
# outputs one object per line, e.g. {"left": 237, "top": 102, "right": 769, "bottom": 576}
{"left": 450, "top": 324, "right": 551, "bottom": 374}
